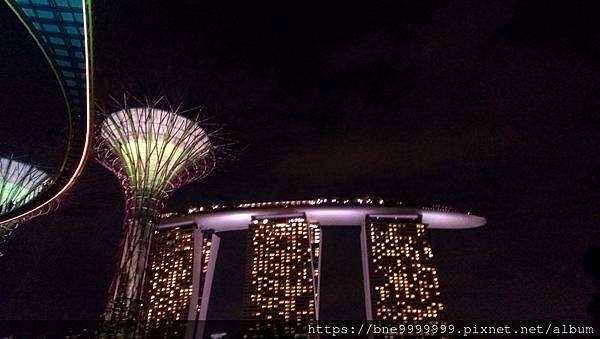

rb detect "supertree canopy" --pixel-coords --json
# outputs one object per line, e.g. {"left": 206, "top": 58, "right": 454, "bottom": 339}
{"left": 96, "top": 102, "right": 215, "bottom": 321}
{"left": 0, "top": 157, "right": 50, "bottom": 254}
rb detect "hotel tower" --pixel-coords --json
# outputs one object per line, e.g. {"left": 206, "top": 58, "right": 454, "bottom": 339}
{"left": 241, "top": 214, "right": 321, "bottom": 337}
{"left": 143, "top": 198, "right": 484, "bottom": 338}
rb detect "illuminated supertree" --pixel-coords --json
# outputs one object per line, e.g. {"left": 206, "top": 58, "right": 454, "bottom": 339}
{"left": 95, "top": 97, "right": 215, "bottom": 321}
{"left": 0, "top": 156, "right": 51, "bottom": 256}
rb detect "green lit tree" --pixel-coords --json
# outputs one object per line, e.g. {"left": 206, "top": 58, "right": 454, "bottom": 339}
{"left": 0, "top": 156, "right": 51, "bottom": 256}
{"left": 95, "top": 97, "right": 215, "bottom": 322}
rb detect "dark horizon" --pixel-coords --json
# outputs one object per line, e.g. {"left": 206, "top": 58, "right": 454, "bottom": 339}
{"left": 1, "top": 0, "right": 600, "bottom": 323}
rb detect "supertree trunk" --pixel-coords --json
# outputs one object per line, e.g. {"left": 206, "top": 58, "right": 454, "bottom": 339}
{"left": 106, "top": 195, "right": 162, "bottom": 321}
{"left": 95, "top": 101, "right": 218, "bottom": 329}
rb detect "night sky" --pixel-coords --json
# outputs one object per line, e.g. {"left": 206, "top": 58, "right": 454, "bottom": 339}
{"left": 1, "top": 0, "right": 600, "bottom": 322}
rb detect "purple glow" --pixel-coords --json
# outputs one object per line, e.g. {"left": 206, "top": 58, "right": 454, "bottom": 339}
{"left": 160, "top": 206, "right": 486, "bottom": 231}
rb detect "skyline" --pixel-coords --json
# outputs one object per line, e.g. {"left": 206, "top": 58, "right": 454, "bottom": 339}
{"left": 0, "top": 0, "right": 599, "bottom": 326}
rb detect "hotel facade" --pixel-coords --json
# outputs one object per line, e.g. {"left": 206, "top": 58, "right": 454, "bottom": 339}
{"left": 143, "top": 198, "right": 485, "bottom": 338}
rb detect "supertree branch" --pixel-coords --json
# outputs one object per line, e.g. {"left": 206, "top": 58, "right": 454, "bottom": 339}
{"left": 94, "top": 95, "right": 218, "bottom": 321}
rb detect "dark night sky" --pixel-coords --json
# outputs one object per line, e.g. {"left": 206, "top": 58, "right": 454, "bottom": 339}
{"left": 1, "top": 0, "right": 600, "bottom": 321}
